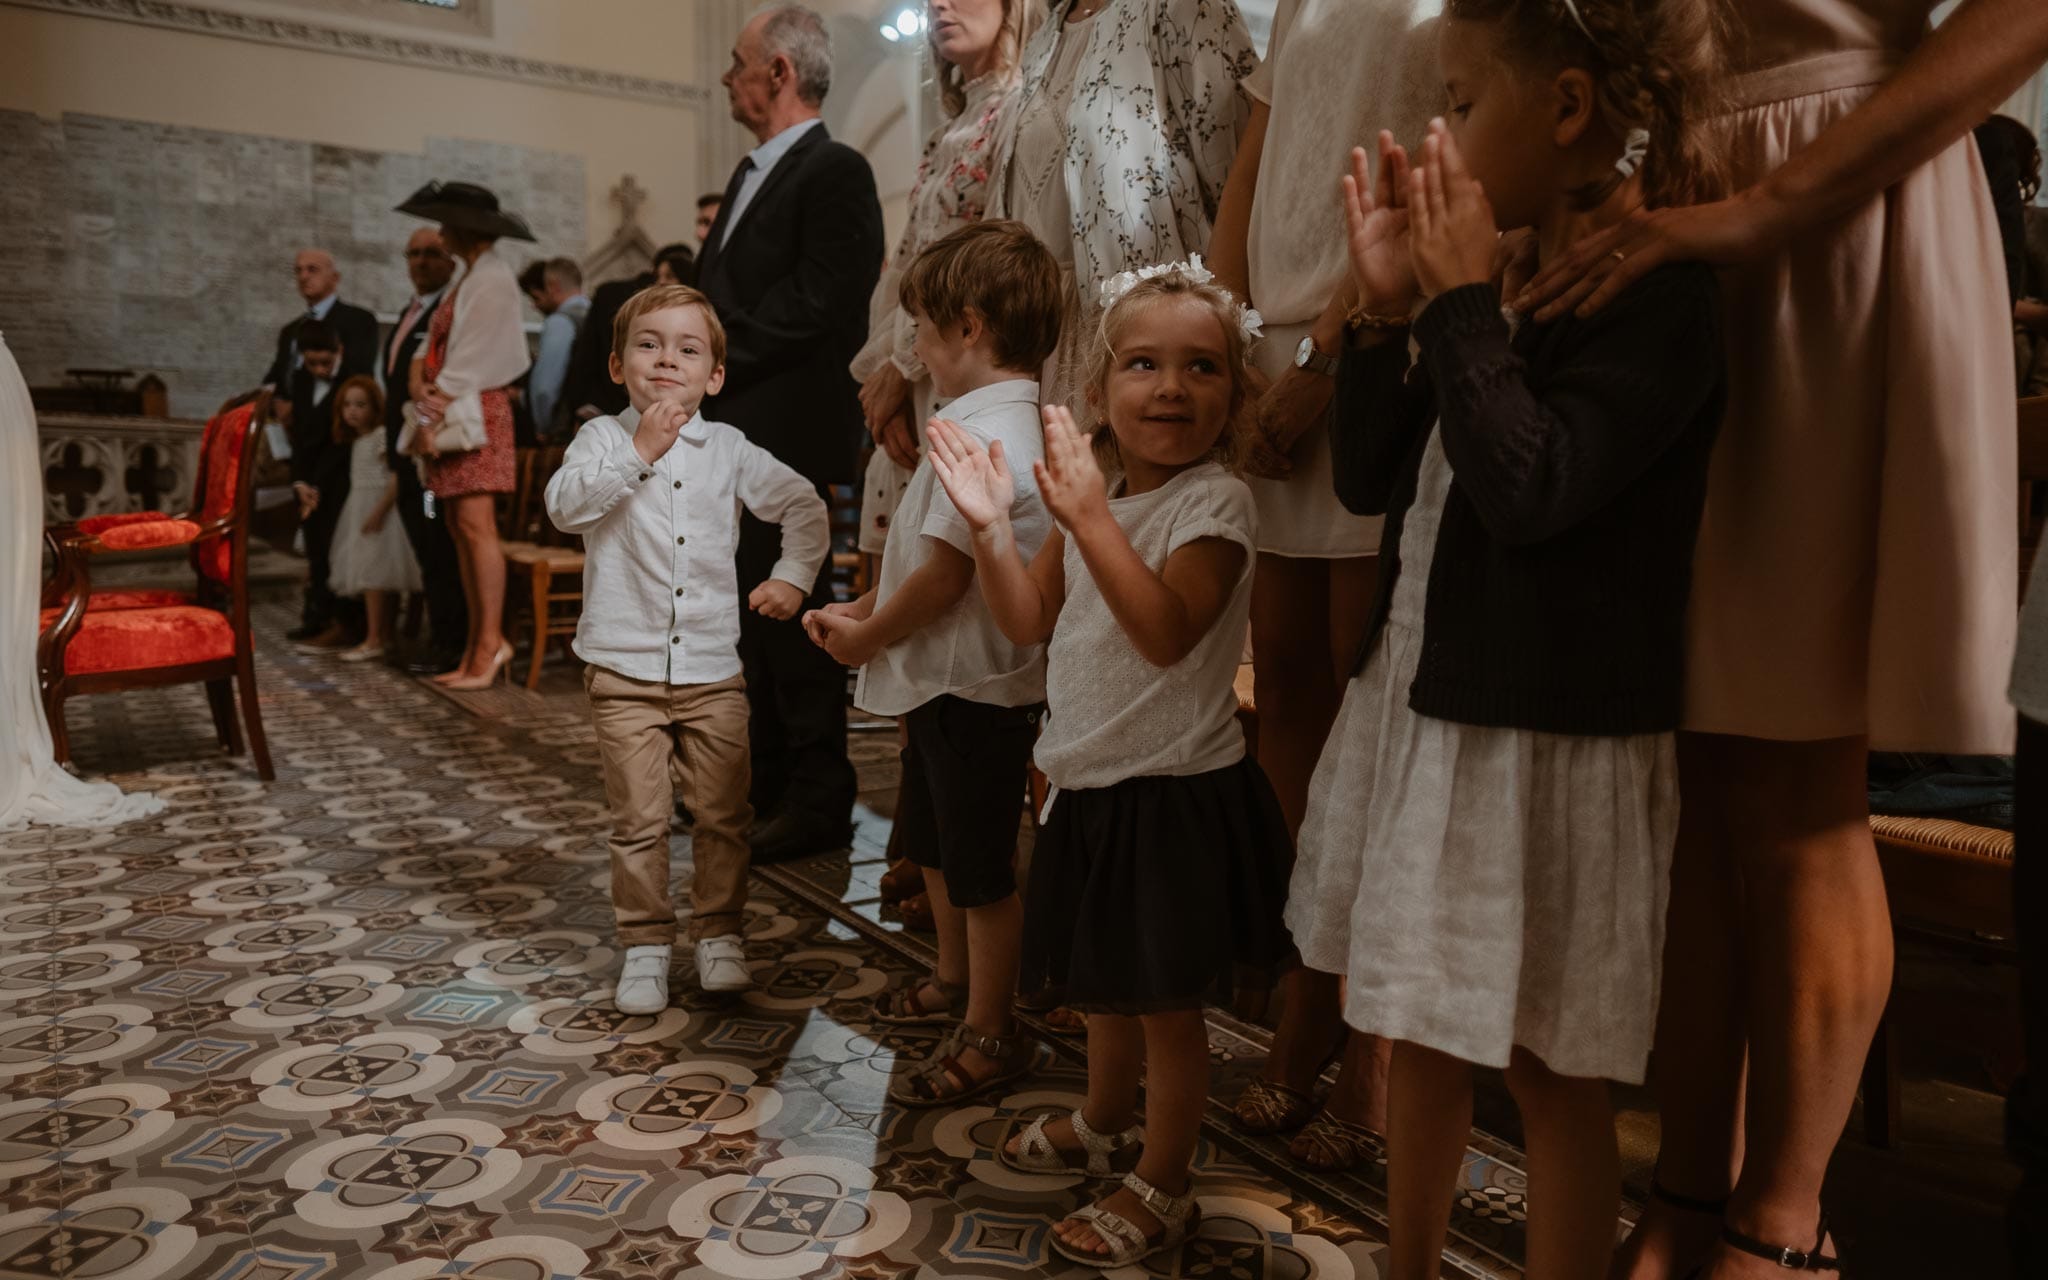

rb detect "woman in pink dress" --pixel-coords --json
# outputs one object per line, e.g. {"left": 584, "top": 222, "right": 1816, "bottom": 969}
{"left": 1519, "top": 1, "right": 2048, "bottom": 1273}
{"left": 396, "top": 181, "right": 533, "bottom": 690}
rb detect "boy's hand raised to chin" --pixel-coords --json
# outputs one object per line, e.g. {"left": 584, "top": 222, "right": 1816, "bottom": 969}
{"left": 748, "top": 579, "right": 804, "bottom": 621}
{"left": 632, "top": 400, "right": 689, "bottom": 465}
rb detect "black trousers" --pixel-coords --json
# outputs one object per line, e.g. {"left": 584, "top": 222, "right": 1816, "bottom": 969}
{"left": 2013, "top": 716, "right": 2048, "bottom": 1270}
{"left": 397, "top": 463, "right": 467, "bottom": 654}
{"left": 735, "top": 501, "right": 856, "bottom": 827}
{"left": 300, "top": 474, "right": 363, "bottom": 635}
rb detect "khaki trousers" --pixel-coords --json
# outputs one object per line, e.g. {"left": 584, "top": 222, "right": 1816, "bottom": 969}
{"left": 585, "top": 666, "right": 753, "bottom": 945}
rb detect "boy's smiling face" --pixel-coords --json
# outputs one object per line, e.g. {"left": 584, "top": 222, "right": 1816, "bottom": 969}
{"left": 610, "top": 303, "right": 726, "bottom": 416}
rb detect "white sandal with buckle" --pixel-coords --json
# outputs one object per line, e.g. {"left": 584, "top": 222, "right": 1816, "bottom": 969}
{"left": 1051, "top": 1170, "right": 1201, "bottom": 1269}
{"left": 999, "top": 1107, "right": 1142, "bottom": 1179}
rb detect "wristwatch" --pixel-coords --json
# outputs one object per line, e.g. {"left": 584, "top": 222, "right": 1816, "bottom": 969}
{"left": 1294, "top": 335, "right": 1339, "bottom": 377}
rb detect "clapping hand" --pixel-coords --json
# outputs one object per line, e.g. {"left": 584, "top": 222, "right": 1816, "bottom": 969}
{"left": 926, "top": 417, "right": 1016, "bottom": 534}
{"left": 1033, "top": 405, "right": 1110, "bottom": 533}
{"left": 1408, "top": 121, "right": 1499, "bottom": 299}
{"left": 802, "top": 607, "right": 879, "bottom": 666}
{"left": 1342, "top": 131, "right": 1419, "bottom": 316}
{"left": 632, "top": 400, "right": 689, "bottom": 465}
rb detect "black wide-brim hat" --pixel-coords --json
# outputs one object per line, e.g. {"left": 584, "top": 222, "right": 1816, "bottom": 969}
{"left": 395, "top": 180, "right": 536, "bottom": 242}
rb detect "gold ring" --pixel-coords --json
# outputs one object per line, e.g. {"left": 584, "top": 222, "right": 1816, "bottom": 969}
{"left": 1610, "top": 250, "right": 1627, "bottom": 263}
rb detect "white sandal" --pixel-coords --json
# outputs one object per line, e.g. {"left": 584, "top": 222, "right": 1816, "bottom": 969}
{"left": 998, "top": 1107, "right": 1142, "bottom": 1179}
{"left": 1050, "top": 1170, "right": 1201, "bottom": 1269}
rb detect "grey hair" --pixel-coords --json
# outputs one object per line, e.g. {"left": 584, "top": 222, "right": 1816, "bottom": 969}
{"left": 759, "top": 5, "right": 833, "bottom": 105}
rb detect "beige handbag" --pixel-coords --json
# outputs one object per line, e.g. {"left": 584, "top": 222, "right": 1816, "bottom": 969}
{"left": 396, "top": 393, "right": 488, "bottom": 457}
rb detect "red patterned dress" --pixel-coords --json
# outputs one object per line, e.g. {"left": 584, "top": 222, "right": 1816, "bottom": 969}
{"left": 420, "top": 276, "right": 517, "bottom": 498}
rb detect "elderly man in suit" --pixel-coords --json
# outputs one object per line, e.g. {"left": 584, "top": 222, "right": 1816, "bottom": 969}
{"left": 264, "top": 249, "right": 378, "bottom": 394}
{"left": 381, "top": 228, "right": 463, "bottom": 674}
{"left": 698, "top": 4, "right": 883, "bottom": 862}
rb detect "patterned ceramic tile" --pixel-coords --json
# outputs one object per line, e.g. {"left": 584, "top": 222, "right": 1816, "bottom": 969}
{"left": 0, "top": 595, "right": 1523, "bottom": 1278}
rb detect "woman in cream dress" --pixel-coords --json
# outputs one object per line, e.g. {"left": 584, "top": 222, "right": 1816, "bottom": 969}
{"left": 1519, "top": 0, "right": 2046, "bottom": 1273}
{"left": 1205, "top": 0, "right": 1441, "bottom": 1172}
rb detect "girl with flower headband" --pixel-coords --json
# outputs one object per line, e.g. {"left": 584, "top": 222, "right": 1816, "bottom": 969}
{"left": 1284, "top": 0, "right": 1733, "bottom": 1274}
{"left": 925, "top": 262, "right": 1290, "bottom": 1269}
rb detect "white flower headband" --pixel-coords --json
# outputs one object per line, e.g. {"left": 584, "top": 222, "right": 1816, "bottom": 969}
{"left": 1097, "top": 255, "right": 1264, "bottom": 343}
{"left": 1557, "top": 0, "right": 1651, "bottom": 179}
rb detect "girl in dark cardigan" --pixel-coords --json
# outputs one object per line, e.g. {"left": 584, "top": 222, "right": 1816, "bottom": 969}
{"left": 1282, "top": 1, "right": 1734, "bottom": 1275}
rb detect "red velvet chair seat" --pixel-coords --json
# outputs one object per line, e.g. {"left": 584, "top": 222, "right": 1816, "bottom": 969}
{"left": 42, "top": 605, "right": 237, "bottom": 676}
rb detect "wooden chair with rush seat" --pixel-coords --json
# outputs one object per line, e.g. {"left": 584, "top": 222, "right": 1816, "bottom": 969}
{"left": 501, "top": 443, "right": 585, "bottom": 690}
{"left": 38, "top": 389, "right": 276, "bottom": 780}
{"left": 1856, "top": 393, "right": 2046, "bottom": 1146}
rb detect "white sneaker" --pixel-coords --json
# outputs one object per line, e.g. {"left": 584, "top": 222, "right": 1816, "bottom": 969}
{"left": 614, "top": 945, "right": 672, "bottom": 1014}
{"left": 694, "top": 934, "right": 752, "bottom": 993}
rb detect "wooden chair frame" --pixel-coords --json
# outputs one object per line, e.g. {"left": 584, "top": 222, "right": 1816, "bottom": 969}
{"left": 38, "top": 389, "right": 275, "bottom": 780}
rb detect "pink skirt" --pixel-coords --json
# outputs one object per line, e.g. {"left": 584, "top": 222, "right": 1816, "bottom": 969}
{"left": 1683, "top": 62, "right": 2017, "bottom": 753}
{"left": 423, "top": 389, "right": 515, "bottom": 498}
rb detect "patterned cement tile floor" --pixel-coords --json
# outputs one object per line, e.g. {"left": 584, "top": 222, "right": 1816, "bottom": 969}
{"left": 5, "top": 589, "right": 2017, "bottom": 1278}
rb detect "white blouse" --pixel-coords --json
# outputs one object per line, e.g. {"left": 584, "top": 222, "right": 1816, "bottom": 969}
{"left": 851, "top": 70, "right": 1023, "bottom": 388}
{"left": 1243, "top": 0, "right": 1443, "bottom": 325}
{"left": 431, "top": 245, "right": 531, "bottom": 398}
{"left": 1033, "top": 462, "right": 1259, "bottom": 790}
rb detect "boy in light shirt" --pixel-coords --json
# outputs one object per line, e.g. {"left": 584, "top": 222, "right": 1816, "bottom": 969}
{"left": 547, "top": 285, "right": 829, "bottom": 1012}
{"left": 805, "top": 221, "right": 1064, "bottom": 1104}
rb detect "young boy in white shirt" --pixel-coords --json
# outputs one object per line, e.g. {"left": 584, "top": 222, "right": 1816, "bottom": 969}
{"left": 804, "top": 221, "right": 1064, "bottom": 1104}
{"left": 547, "top": 284, "right": 829, "bottom": 1013}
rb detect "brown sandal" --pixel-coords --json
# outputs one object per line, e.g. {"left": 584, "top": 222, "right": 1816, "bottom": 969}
{"left": 1289, "top": 1108, "right": 1380, "bottom": 1172}
{"left": 888, "top": 1022, "right": 1041, "bottom": 1107}
{"left": 871, "top": 975, "right": 967, "bottom": 1026}
{"left": 1230, "top": 1077, "right": 1317, "bottom": 1136}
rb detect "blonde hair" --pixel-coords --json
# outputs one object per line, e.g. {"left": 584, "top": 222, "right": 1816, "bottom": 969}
{"left": 929, "top": 0, "right": 1044, "bottom": 117}
{"left": 612, "top": 284, "right": 728, "bottom": 367}
{"left": 1083, "top": 273, "right": 1256, "bottom": 474}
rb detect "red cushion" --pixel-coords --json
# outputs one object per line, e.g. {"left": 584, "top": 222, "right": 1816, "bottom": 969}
{"left": 78, "top": 512, "right": 169, "bottom": 534}
{"left": 95, "top": 519, "right": 202, "bottom": 551}
{"left": 42, "top": 605, "right": 237, "bottom": 676}
{"left": 196, "top": 405, "right": 254, "bottom": 583}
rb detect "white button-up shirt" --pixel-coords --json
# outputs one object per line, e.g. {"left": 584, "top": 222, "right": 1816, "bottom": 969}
{"left": 721, "top": 117, "right": 824, "bottom": 248}
{"left": 545, "top": 407, "right": 830, "bottom": 685}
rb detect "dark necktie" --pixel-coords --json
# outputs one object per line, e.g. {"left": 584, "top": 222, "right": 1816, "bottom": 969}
{"left": 714, "top": 157, "right": 755, "bottom": 251}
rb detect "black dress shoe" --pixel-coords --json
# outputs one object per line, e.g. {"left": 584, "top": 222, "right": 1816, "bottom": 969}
{"left": 404, "top": 652, "right": 463, "bottom": 676}
{"left": 748, "top": 812, "right": 853, "bottom": 864}
{"left": 285, "top": 623, "right": 324, "bottom": 642}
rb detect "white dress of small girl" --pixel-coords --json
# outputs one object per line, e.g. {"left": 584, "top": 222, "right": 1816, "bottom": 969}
{"left": 2, "top": 333, "right": 164, "bottom": 831}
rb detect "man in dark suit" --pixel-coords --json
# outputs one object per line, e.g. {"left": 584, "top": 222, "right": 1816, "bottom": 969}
{"left": 286, "top": 320, "right": 363, "bottom": 648}
{"left": 264, "top": 248, "right": 378, "bottom": 395}
{"left": 698, "top": 4, "right": 883, "bottom": 862}
{"left": 381, "top": 228, "right": 464, "bottom": 674}
{"left": 559, "top": 271, "right": 650, "bottom": 428}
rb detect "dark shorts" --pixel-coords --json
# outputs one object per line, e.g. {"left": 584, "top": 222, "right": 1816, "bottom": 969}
{"left": 896, "top": 694, "right": 1039, "bottom": 909}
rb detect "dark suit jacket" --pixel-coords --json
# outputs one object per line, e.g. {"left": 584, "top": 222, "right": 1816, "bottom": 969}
{"left": 264, "top": 300, "right": 379, "bottom": 391}
{"left": 561, "top": 273, "right": 653, "bottom": 428}
{"left": 379, "top": 291, "right": 447, "bottom": 468}
{"left": 696, "top": 124, "right": 884, "bottom": 485}
{"left": 288, "top": 373, "right": 343, "bottom": 490}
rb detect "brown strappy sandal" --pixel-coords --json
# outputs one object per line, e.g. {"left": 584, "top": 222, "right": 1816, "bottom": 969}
{"left": 1230, "top": 1078, "right": 1318, "bottom": 1136}
{"left": 1289, "top": 1107, "right": 1381, "bottom": 1173}
{"left": 870, "top": 974, "right": 967, "bottom": 1027}
{"left": 887, "top": 1022, "right": 1041, "bottom": 1108}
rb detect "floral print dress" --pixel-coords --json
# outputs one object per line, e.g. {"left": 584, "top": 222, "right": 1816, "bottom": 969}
{"left": 988, "top": 0, "right": 1256, "bottom": 421}
{"left": 849, "top": 70, "right": 1023, "bottom": 553}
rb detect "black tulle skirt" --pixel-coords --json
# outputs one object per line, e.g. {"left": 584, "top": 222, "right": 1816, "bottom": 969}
{"left": 1020, "top": 758, "right": 1294, "bottom": 1014}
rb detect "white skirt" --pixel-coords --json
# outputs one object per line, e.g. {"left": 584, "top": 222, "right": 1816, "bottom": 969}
{"left": 1286, "top": 617, "right": 1679, "bottom": 1083}
{"left": 1244, "top": 319, "right": 1382, "bottom": 560}
{"left": 329, "top": 487, "right": 422, "bottom": 597}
